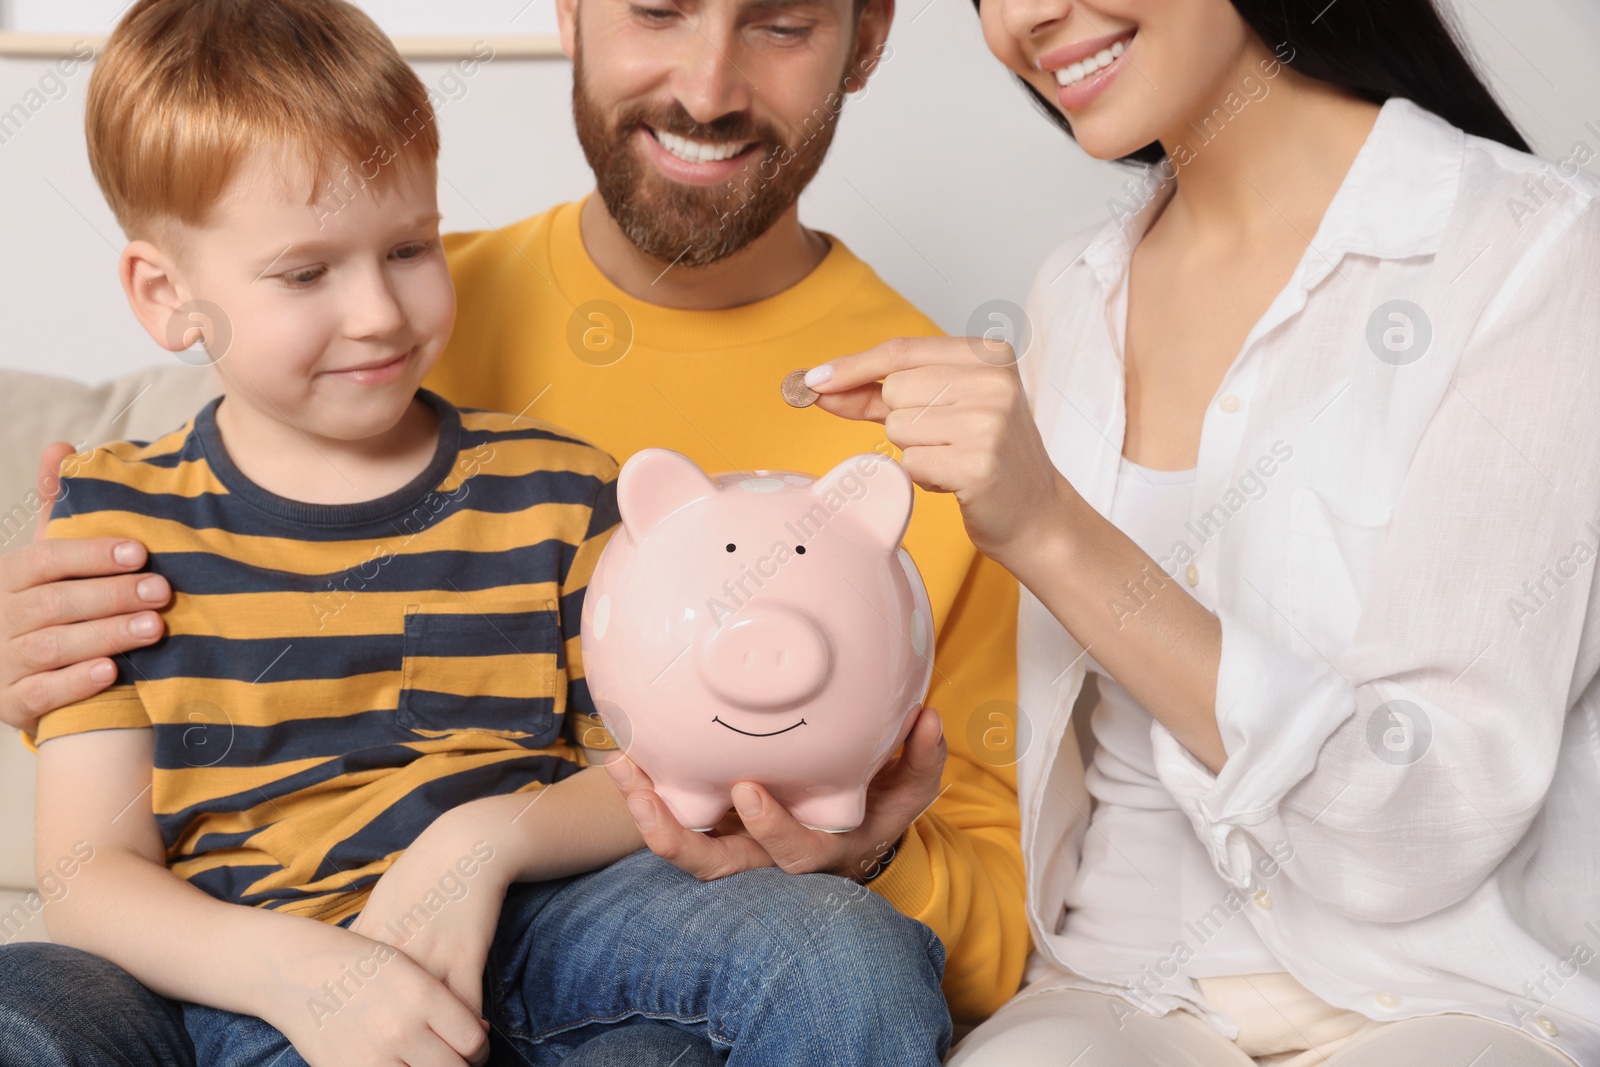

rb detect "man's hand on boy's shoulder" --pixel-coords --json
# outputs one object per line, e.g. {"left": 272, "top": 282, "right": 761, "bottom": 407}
{"left": 349, "top": 809, "right": 510, "bottom": 1018}
{"left": 0, "top": 444, "right": 169, "bottom": 733}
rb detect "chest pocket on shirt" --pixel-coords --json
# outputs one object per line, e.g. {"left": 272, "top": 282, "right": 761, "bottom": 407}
{"left": 397, "top": 602, "right": 565, "bottom": 746}
{"left": 1286, "top": 485, "right": 1392, "bottom": 657}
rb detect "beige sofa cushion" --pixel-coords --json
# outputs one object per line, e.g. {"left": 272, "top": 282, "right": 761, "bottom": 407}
{"left": 0, "top": 363, "right": 221, "bottom": 916}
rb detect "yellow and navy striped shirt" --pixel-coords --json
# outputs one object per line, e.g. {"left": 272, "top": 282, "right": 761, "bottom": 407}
{"left": 28, "top": 389, "right": 620, "bottom": 925}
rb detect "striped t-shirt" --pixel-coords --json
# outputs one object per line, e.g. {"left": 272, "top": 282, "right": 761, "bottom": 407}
{"left": 27, "top": 389, "right": 620, "bottom": 925}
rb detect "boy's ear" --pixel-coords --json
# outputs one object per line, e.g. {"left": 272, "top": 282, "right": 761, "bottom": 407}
{"left": 119, "top": 241, "right": 192, "bottom": 354}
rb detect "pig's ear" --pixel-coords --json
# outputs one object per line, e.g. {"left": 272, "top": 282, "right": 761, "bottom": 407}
{"left": 617, "top": 448, "right": 720, "bottom": 538}
{"left": 811, "top": 453, "right": 913, "bottom": 554}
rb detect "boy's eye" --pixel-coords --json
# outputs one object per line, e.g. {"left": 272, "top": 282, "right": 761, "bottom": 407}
{"left": 283, "top": 266, "right": 326, "bottom": 287}
{"left": 393, "top": 242, "right": 432, "bottom": 261}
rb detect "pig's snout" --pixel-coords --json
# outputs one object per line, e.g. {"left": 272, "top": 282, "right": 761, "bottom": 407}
{"left": 698, "top": 605, "right": 832, "bottom": 709}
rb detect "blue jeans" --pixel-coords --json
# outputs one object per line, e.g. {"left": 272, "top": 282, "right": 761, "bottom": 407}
{"left": 2, "top": 848, "right": 950, "bottom": 1066}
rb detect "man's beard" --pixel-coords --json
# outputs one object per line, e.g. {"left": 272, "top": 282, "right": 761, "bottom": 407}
{"left": 571, "top": 35, "right": 849, "bottom": 268}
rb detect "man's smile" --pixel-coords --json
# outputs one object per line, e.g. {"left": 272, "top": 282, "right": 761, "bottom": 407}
{"left": 636, "top": 125, "right": 762, "bottom": 187}
{"left": 649, "top": 127, "right": 757, "bottom": 164}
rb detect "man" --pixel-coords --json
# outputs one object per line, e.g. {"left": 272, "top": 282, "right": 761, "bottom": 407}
{"left": 0, "top": 0, "right": 1027, "bottom": 1060}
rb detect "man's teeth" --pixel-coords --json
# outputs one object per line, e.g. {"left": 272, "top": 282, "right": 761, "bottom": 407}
{"left": 1054, "top": 38, "right": 1128, "bottom": 87}
{"left": 653, "top": 129, "right": 751, "bottom": 164}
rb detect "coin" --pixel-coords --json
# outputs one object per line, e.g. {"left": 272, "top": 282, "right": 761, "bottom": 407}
{"left": 781, "top": 369, "right": 819, "bottom": 408}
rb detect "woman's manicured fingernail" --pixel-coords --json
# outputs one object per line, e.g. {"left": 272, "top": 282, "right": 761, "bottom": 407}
{"left": 89, "top": 662, "right": 116, "bottom": 683}
{"left": 804, "top": 364, "right": 834, "bottom": 388}
{"left": 113, "top": 542, "right": 143, "bottom": 567}
{"left": 732, "top": 783, "right": 763, "bottom": 817}
{"left": 627, "top": 796, "right": 656, "bottom": 829}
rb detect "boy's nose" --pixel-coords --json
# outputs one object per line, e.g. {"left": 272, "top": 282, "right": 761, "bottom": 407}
{"left": 346, "top": 271, "right": 407, "bottom": 340}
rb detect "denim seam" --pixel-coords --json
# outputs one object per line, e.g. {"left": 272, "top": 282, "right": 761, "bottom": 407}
{"left": 509, "top": 1007, "right": 721, "bottom": 1046}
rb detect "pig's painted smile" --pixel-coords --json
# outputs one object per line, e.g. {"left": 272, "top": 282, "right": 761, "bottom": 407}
{"left": 712, "top": 716, "right": 808, "bottom": 738}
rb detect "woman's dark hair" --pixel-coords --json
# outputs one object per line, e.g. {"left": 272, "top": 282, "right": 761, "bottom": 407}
{"left": 981, "top": 0, "right": 1530, "bottom": 163}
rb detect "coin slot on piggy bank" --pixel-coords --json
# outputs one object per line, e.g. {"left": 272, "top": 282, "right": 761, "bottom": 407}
{"left": 579, "top": 448, "right": 936, "bottom": 832}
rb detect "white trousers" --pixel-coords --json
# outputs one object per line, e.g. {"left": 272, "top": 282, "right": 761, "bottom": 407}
{"left": 947, "top": 973, "right": 1576, "bottom": 1067}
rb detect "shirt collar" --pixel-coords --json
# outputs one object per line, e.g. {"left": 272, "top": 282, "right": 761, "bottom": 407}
{"left": 1080, "top": 96, "right": 1465, "bottom": 293}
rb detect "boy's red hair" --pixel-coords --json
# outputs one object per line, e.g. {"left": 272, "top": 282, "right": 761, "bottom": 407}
{"left": 86, "top": 0, "right": 439, "bottom": 242}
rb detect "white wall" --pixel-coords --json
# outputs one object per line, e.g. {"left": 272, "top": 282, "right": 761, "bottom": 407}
{"left": 0, "top": 0, "right": 1596, "bottom": 384}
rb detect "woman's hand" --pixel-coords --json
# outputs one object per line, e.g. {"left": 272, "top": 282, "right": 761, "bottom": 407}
{"left": 349, "top": 810, "right": 509, "bottom": 1018}
{"left": 606, "top": 704, "right": 946, "bottom": 882}
{"left": 802, "top": 336, "right": 1072, "bottom": 574}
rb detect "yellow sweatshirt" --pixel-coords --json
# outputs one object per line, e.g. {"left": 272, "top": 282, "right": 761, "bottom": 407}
{"left": 426, "top": 197, "right": 1027, "bottom": 1023}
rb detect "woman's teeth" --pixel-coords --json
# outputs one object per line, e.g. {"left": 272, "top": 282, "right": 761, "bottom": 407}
{"left": 653, "top": 129, "right": 751, "bottom": 164}
{"left": 1054, "top": 38, "right": 1129, "bottom": 87}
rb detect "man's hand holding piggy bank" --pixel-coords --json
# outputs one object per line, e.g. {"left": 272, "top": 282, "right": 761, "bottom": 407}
{"left": 582, "top": 448, "right": 940, "bottom": 871}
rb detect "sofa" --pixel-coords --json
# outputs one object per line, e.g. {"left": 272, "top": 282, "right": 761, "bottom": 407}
{"left": 0, "top": 362, "right": 221, "bottom": 946}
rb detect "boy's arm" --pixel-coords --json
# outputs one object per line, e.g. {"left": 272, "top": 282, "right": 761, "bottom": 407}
{"left": 35, "top": 727, "right": 492, "bottom": 1065}
{"left": 35, "top": 727, "right": 343, "bottom": 1016}
{"left": 348, "top": 765, "right": 644, "bottom": 1015}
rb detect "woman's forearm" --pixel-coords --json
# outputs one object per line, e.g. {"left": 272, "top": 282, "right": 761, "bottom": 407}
{"left": 43, "top": 846, "right": 365, "bottom": 1023}
{"left": 1004, "top": 473, "right": 1228, "bottom": 772}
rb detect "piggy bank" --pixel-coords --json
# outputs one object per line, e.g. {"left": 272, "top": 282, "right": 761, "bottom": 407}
{"left": 579, "top": 448, "right": 935, "bottom": 832}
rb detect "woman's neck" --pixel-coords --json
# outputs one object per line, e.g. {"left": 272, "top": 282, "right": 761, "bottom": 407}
{"left": 1154, "top": 53, "right": 1382, "bottom": 247}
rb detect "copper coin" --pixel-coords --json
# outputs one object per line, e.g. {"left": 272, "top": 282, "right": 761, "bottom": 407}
{"left": 781, "top": 369, "right": 819, "bottom": 408}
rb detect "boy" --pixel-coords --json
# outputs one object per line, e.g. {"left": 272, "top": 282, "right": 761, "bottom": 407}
{"left": 25, "top": 1, "right": 949, "bottom": 1065}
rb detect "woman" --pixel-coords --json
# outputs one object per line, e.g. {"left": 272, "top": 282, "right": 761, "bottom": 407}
{"left": 800, "top": 0, "right": 1600, "bottom": 1063}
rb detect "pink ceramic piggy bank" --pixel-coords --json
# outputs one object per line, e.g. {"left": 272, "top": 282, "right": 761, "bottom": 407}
{"left": 579, "top": 448, "right": 935, "bottom": 832}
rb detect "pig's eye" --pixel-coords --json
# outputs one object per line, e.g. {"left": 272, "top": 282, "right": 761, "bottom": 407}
{"left": 795, "top": 545, "right": 806, "bottom": 555}
{"left": 725, "top": 543, "right": 736, "bottom": 552}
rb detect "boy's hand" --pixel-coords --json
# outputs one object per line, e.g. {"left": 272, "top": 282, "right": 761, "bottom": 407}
{"left": 0, "top": 444, "right": 169, "bottom": 732}
{"left": 349, "top": 811, "right": 509, "bottom": 1017}
{"left": 266, "top": 923, "right": 490, "bottom": 1067}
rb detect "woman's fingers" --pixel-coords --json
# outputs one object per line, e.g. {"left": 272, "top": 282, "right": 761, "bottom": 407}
{"left": 806, "top": 337, "right": 990, "bottom": 397}
{"left": 813, "top": 359, "right": 1004, "bottom": 427}
{"left": 813, "top": 383, "right": 889, "bottom": 423}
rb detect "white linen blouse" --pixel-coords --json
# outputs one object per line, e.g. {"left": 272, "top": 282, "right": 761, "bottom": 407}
{"left": 1013, "top": 95, "right": 1600, "bottom": 1065}
{"left": 1066, "top": 457, "right": 1289, "bottom": 979}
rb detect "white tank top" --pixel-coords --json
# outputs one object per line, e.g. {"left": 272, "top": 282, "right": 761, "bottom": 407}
{"left": 1058, "top": 454, "right": 1282, "bottom": 978}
